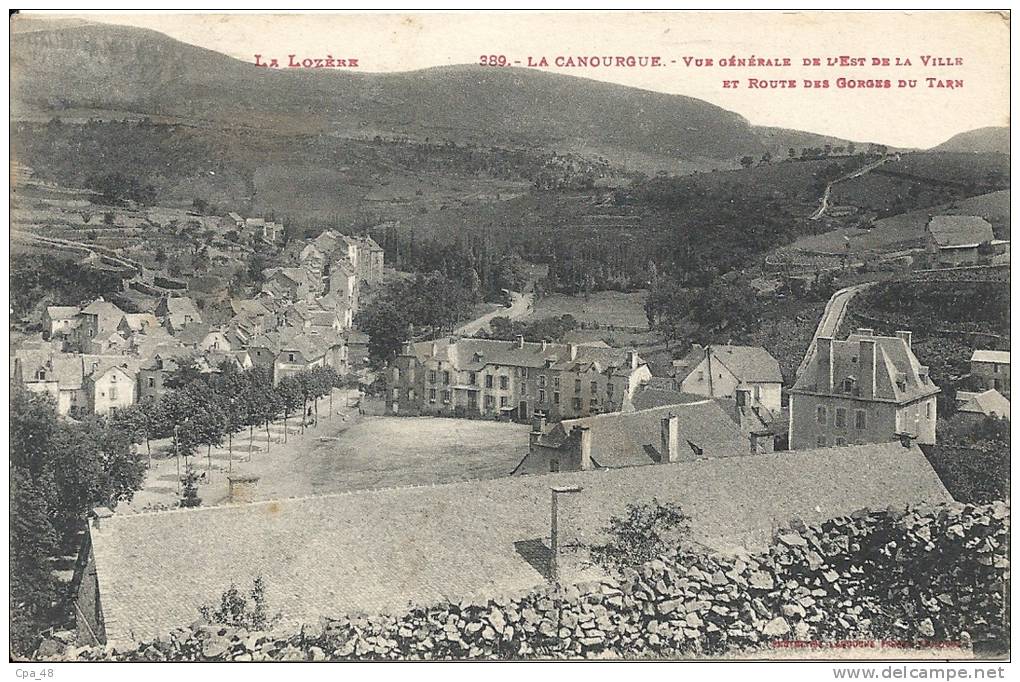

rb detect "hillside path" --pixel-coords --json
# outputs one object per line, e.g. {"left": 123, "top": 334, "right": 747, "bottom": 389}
{"left": 810, "top": 156, "right": 893, "bottom": 220}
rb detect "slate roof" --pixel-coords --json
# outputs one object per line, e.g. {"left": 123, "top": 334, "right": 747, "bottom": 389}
{"left": 927, "top": 216, "right": 994, "bottom": 248}
{"left": 89, "top": 442, "right": 951, "bottom": 645}
{"left": 78, "top": 300, "right": 126, "bottom": 334}
{"left": 407, "top": 338, "right": 643, "bottom": 376}
{"left": 120, "top": 313, "right": 160, "bottom": 333}
{"left": 629, "top": 387, "right": 774, "bottom": 433}
{"left": 230, "top": 299, "right": 271, "bottom": 318}
{"left": 534, "top": 401, "right": 747, "bottom": 468}
{"left": 793, "top": 332, "right": 940, "bottom": 403}
{"left": 674, "top": 345, "right": 783, "bottom": 384}
{"left": 45, "top": 305, "right": 81, "bottom": 319}
{"left": 971, "top": 350, "right": 1010, "bottom": 365}
{"left": 175, "top": 323, "right": 215, "bottom": 347}
{"left": 956, "top": 389, "right": 1010, "bottom": 420}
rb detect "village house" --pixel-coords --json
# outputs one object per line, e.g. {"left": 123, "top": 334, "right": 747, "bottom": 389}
{"left": 670, "top": 344, "right": 783, "bottom": 414}
{"left": 970, "top": 349, "right": 1010, "bottom": 397}
{"left": 924, "top": 215, "right": 1006, "bottom": 267}
{"left": 261, "top": 267, "right": 316, "bottom": 302}
{"left": 69, "top": 299, "right": 127, "bottom": 354}
{"left": 789, "top": 329, "right": 940, "bottom": 450}
{"left": 117, "top": 313, "right": 160, "bottom": 336}
{"left": 247, "top": 328, "right": 349, "bottom": 383}
{"left": 220, "top": 212, "right": 244, "bottom": 231}
{"left": 513, "top": 400, "right": 753, "bottom": 476}
{"left": 955, "top": 389, "right": 1010, "bottom": 424}
{"left": 629, "top": 383, "right": 776, "bottom": 451}
{"left": 387, "top": 336, "right": 652, "bottom": 421}
{"left": 345, "top": 329, "right": 370, "bottom": 369}
{"left": 175, "top": 323, "right": 233, "bottom": 353}
{"left": 155, "top": 296, "right": 203, "bottom": 334}
{"left": 13, "top": 352, "right": 141, "bottom": 417}
{"left": 76, "top": 441, "right": 950, "bottom": 646}
{"left": 42, "top": 305, "right": 81, "bottom": 340}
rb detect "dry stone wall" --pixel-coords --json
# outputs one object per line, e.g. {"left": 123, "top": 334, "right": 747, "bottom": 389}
{"left": 42, "top": 501, "right": 1009, "bottom": 661}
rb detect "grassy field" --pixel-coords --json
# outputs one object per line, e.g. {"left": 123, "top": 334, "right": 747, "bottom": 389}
{"left": 122, "top": 402, "right": 531, "bottom": 512}
{"left": 527, "top": 290, "right": 649, "bottom": 329}
{"left": 779, "top": 189, "right": 1010, "bottom": 255}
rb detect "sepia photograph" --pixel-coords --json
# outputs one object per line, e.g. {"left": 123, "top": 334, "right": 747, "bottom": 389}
{"left": 6, "top": 9, "right": 1012, "bottom": 671}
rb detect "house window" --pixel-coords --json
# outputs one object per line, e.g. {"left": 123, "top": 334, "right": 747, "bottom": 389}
{"left": 499, "top": 376, "right": 509, "bottom": 390}
{"left": 549, "top": 459, "right": 560, "bottom": 473}
{"left": 429, "top": 370, "right": 437, "bottom": 383}
{"left": 607, "top": 383, "right": 614, "bottom": 398}
{"left": 835, "top": 437, "right": 848, "bottom": 446}
{"left": 485, "top": 375, "right": 493, "bottom": 388}
{"left": 500, "top": 396, "right": 508, "bottom": 408}
{"left": 553, "top": 376, "right": 560, "bottom": 389}
{"left": 429, "top": 388, "right": 437, "bottom": 402}
{"left": 391, "top": 388, "right": 399, "bottom": 399}
{"left": 575, "top": 379, "right": 581, "bottom": 394}
{"left": 109, "top": 387, "right": 118, "bottom": 401}
{"left": 835, "top": 408, "right": 847, "bottom": 428}
{"left": 816, "top": 435, "right": 827, "bottom": 447}
{"left": 994, "top": 364, "right": 1001, "bottom": 374}
{"left": 697, "top": 371, "right": 704, "bottom": 382}
{"left": 925, "top": 401, "right": 932, "bottom": 419}
{"left": 443, "top": 371, "right": 450, "bottom": 385}
{"left": 288, "top": 353, "right": 295, "bottom": 362}
{"left": 37, "top": 370, "right": 46, "bottom": 380}
{"left": 407, "top": 389, "right": 414, "bottom": 401}
{"left": 590, "top": 381, "right": 598, "bottom": 394}
{"left": 842, "top": 378, "right": 854, "bottom": 394}
{"left": 816, "top": 405, "right": 827, "bottom": 425}
{"left": 553, "top": 391, "right": 560, "bottom": 405}
{"left": 443, "top": 390, "right": 452, "bottom": 403}
{"left": 469, "top": 372, "right": 476, "bottom": 385}
{"left": 148, "top": 377, "right": 155, "bottom": 388}
{"left": 855, "top": 409, "right": 867, "bottom": 430}
{"left": 485, "top": 395, "right": 494, "bottom": 409}
{"left": 522, "top": 368, "right": 529, "bottom": 379}
{"left": 539, "top": 389, "right": 547, "bottom": 404}
{"left": 538, "top": 375, "right": 547, "bottom": 388}
{"left": 572, "top": 397, "right": 582, "bottom": 410}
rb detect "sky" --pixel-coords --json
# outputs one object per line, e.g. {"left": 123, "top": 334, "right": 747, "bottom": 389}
{"left": 28, "top": 11, "right": 1012, "bottom": 148}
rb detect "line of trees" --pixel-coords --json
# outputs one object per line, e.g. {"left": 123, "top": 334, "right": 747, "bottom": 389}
{"left": 10, "top": 360, "right": 354, "bottom": 653}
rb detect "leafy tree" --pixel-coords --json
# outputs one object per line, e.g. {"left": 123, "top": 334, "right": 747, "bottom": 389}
{"left": 739, "top": 155, "right": 754, "bottom": 168}
{"left": 276, "top": 376, "right": 304, "bottom": 443}
{"left": 180, "top": 462, "right": 202, "bottom": 508}
{"left": 10, "top": 467, "right": 59, "bottom": 654}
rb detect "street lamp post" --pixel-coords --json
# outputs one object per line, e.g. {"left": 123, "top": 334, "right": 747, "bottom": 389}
{"left": 550, "top": 485, "right": 583, "bottom": 583}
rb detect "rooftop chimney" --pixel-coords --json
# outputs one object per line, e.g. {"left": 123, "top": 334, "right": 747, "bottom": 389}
{"left": 431, "top": 340, "right": 438, "bottom": 355}
{"left": 660, "top": 413, "right": 680, "bottom": 463}
{"left": 530, "top": 415, "right": 547, "bottom": 448}
{"left": 227, "top": 474, "right": 260, "bottom": 504}
{"left": 817, "top": 337, "right": 835, "bottom": 393}
{"left": 569, "top": 344, "right": 578, "bottom": 361}
{"left": 575, "top": 425, "right": 593, "bottom": 470}
{"left": 626, "top": 350, "right": 638, "bottom": 370}
{"left": 516, "top": 335, "right": 525, "bottom": 350}
{"left": 896, "top": 330, "right": 912, "bottom": 350}
{"left": 859, "top": 338, "right": 877, "bottom": 400}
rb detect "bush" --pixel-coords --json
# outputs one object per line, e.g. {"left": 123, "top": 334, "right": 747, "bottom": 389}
{"left": 198, "top": 577, "right": 280, "bottom": 631}
{"left": 588, "top": 498, "right": 693, "bottom": 573}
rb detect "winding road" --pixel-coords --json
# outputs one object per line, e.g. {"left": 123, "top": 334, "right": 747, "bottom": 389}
{"left": 795, "top": 282, "right": 875, "bottom": 379}
{"left": 454, "top": 290, "right": 534, "bottom": 336}
{"left": 810, "top": 156, "right": 893, "bottom": 221}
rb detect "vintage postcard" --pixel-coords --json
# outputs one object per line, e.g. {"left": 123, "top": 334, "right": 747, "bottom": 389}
{"left": 7, "top": 9, "right": 1011, "bottom": 670}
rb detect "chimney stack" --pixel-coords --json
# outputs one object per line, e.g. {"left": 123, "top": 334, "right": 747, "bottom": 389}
{"left": 575, "top": 425, "right": 593, "bottom": 470}
{"left": 817, "top": 337, "right": 835, "bottom": 393}
{"left": 896, "top": 330, "right": 912, "bottom": 350}
{"left": 227, "top": 474, "right": 260, "bottom": 504}
{"left": 431, "top": 340, "right": 438, "bottom": 355}
{"left": 529, "top": 414, "right": 547, "bottom": 448}
{"left": 626, "top": 350, "right": 638, "bottom": 370}
{"left": 859, "top": 338, "right": 877, "bottom": 399}
{"left": 569, "top": 344, "right": 578, "bottom": 361}
{"left": 516, "top": 335, "right": 525, "bottom": 350}
{"left": 660, "top": 413, "right": 680, "bottom": 463}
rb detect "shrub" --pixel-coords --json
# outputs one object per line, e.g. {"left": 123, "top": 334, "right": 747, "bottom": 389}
{"left": 198, "top": 577, "right": 280, "bottom": 631}
{"left": 588, "top": 498, "right": 693, "bottom": 573}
